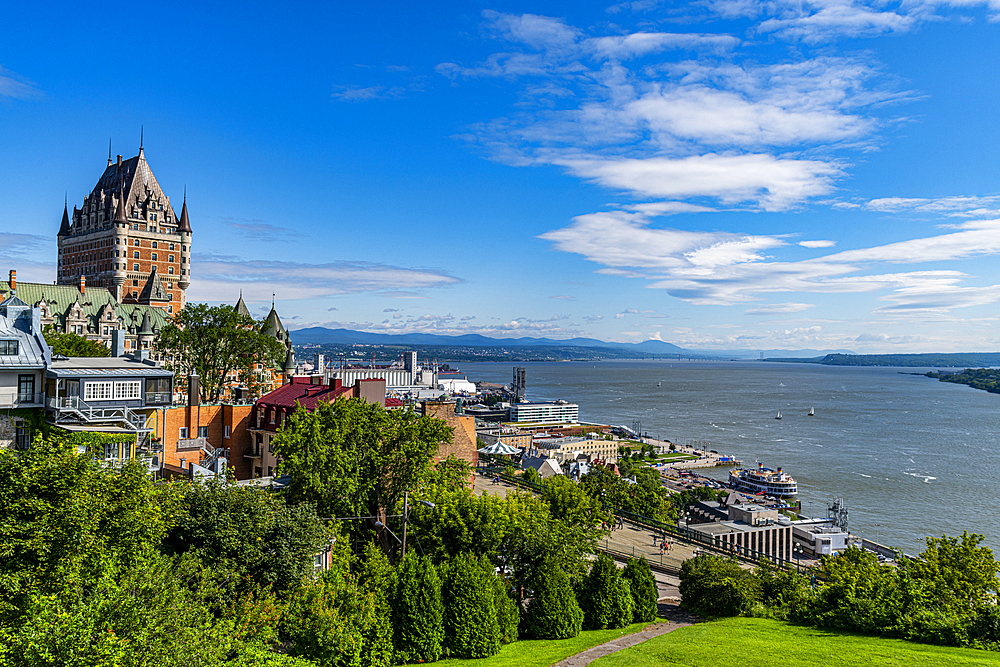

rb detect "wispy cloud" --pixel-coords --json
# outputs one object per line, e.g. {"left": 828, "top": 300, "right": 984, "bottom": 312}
{"left": 224, "top": 220, "right": 303, "bottom": 242}
{"left": 0, "top": 66, "right": 42, "bottom": 100}
{"left": 746, "top": 302, "right": 815, "bottom": 315}
{"left": 332, "top": 85, "right": 406, "bottom": 101}
{"left": 188, "top": 254, "right": 460, "bottom": 303}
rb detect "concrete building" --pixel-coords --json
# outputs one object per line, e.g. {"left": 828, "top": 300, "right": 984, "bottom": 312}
{"left": 508, "top": 400, "right": 579, "bottom": 425}
{"left": 520, "top": 453, "right": 563, "bottom": 478}
{"left": 57, "top": 144, "right": 191, "bottom": 311}
{"left": 792, "top": 520, "right": 854, "bottom": 557}
{"left": 687, "top": 503, "right": 794, "bottom": 562}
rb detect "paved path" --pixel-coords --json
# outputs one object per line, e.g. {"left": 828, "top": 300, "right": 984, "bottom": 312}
{"left": 552, "top": 603, "right": 698, "bottom": 667}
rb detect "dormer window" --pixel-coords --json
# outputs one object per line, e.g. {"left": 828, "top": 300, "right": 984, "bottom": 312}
{"left": 0, "top": 340, "right": 18, "bottom": 355}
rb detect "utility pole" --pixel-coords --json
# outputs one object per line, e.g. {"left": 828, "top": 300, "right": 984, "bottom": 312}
{"left": 401, "top": 491, "right": 409, "bottom": 559}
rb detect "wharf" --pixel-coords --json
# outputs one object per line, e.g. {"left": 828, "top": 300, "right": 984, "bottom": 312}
{"left": 641, "top": 436, "right": 741, "bottom": 470}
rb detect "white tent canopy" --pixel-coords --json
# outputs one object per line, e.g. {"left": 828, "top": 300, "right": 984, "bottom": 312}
{"left": 477, "top": 442, "right": 521, "bottom": 456}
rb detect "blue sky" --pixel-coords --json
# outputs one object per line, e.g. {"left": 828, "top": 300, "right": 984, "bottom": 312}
{"left": 3, "top": 0, "right": 1000, "bottom": 352}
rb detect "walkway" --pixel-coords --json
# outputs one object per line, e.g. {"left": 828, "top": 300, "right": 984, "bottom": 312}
{"left": 552, "top": 603, "right": 698, "bottom": 667}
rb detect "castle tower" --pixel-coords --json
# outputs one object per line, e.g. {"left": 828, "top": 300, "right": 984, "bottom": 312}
{"left": 56, "top": 142, "right": 191, "bottom": 314}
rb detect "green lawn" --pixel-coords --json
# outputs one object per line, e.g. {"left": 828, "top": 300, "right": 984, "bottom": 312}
{"left": 430, "top": 621, "right": 653, "bottom": 667}
{"left": 591, "top": 617, "right": 1000, "bottom": 667}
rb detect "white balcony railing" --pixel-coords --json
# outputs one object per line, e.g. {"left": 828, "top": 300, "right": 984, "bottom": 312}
{"left": 0, "top": 391, "right": 43, "bottom": 408}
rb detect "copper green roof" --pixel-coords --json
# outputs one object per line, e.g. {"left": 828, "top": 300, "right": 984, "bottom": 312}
{"left": 0, "top": 281, "right": 171, "bottom": 335}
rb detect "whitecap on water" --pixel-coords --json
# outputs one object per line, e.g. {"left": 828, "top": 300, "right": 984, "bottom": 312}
{"left": 903, "top": 471, "right": 936, "bottom": 483}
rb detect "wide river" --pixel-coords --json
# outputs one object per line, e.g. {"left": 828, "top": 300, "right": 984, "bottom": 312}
{"left": 460, "top": 360, "right": 1000, "bottom": 556}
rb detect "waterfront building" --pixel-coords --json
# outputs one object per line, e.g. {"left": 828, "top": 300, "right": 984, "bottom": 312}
{"left": 687, "top": 502, "right": 793, "bottom": 561}
{"left": 508, "top": 400, "right": 579, "bottom": 425}
{"left": 476, "top": 425, "right": 532, "bottom": 450}
{"left": 57, "top": 144, "right": 191, "bottom": 311}
{"left": 530, "top": 433, "right": 618, "bottom": 463}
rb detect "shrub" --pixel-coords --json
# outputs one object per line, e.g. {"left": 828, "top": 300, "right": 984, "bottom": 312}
{"left": 492, "top": 573, "right": 520, "bottom": 644}
{"left": 392, "top": 553, "right": 444, "bottom": 663}
{"left": 622, "top": 557, "right": 658, "bottom": 623}
{"left": 679, "top": 554, "right": 758, "bottom": 617}
{"left": 356, "top": 544, "right": 394, "bottom": 667}
{"left": 442, "top": 553, "right": 500, "bottom": 658}
{"left": 281, "top": 571, "right": 386, "bottom": 667}
{"left": 579, "top": 554, "right": 633, "bottom": 630}
{"left": 523, "top": 556, "right": 584, "bottom": 639}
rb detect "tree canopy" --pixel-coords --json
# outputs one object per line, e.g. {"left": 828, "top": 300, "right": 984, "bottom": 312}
{"left": 43, "top": 326, "right": 111, "bottom": 357}
{"left": 272, "top": 397, "right": 452, "bottom": 557}
{"left": 157, "top": 303, "right": 286, "bottom": 402}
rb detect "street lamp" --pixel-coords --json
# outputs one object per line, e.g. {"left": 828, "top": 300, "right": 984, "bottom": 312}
{"left": 398, "top": 491, "right": 436, "bottom": 560}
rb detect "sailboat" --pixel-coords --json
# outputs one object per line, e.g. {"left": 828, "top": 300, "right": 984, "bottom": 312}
{"left": 808, "top": 407, "right": 815, "bottom": 416}
{"left": 775, "top": 410, "right": 782, "bottom": 420}
{"left": 657, "top": 382, "right": 662, "bottom": 387}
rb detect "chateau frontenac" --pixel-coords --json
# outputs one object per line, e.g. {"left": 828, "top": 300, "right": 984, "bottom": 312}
{"left": 56, "top": 143, "right": 191, "bottom": 313}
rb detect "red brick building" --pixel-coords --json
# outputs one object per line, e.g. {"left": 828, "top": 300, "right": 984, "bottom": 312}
{"left": 244, "top": 376, "right": 387, "bottom": 479}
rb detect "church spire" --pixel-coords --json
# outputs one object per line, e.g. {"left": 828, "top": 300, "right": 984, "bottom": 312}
{"left": 177, "top": 188, "right": 191, "bottom": 233}
{"left": 107, "top": 138, "right": 112, "bottom": 166}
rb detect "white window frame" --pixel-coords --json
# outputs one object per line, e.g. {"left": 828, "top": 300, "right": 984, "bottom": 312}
{"left": 114, "top": 380, "right": 141, "bottom": 400}
{"left": 84, "top": 381, "right": 114, "bottom": 401}
{"left": 224, "top": 425, "right": 231, "bottom": 439}
{"left": 179, "top": 427, "right": 189, "bottom": 439}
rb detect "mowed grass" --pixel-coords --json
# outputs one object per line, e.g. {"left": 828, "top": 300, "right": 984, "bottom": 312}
{"left": 592, "top": 617, "right": 1000, "bottom": 667}
{"left": 431, "top": 621, "right": 653, "bottom": 667}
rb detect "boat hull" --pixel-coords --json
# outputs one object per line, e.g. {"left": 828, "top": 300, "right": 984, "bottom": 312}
{"left": 729, "top": 468, "right": 798, "bottom": 497}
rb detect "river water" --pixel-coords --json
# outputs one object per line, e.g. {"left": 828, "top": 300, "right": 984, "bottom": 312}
{"left": 460, "top": 360, "right": 1000, "bottom": 556}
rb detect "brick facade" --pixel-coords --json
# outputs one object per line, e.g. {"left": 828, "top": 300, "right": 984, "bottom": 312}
{"left": 421, "top": 401, "right": 479, "bottom": 469}
{"left": 156, "top": 403, "right": 253, "bottom": 476}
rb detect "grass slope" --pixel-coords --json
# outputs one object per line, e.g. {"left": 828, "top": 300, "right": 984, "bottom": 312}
{"left": 592, "top": 618, "right": 1000, "bottom": 667}
{"left": 430, "top": 621, "right": 652, "bottom": 667}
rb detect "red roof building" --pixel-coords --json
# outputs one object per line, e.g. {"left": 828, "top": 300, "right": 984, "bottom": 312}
{"left": 241, "top": 376, "right": 387, "bottom": 478}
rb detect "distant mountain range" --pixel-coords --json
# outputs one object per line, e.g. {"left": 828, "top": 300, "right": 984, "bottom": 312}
{"left": 289, "top": 327, "right": 854, "bottom": 359}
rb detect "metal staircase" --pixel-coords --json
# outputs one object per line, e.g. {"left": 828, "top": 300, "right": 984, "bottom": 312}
{"left": 48, "top": 396, "right": 155, "bottom": 466}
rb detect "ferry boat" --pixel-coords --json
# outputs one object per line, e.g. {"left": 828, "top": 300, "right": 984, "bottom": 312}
{"left": 729, "top": 463, "right": 798, "bottom": 497}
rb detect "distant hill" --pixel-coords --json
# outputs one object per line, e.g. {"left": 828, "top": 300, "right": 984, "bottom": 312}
{"left": 766, "top": 352, "right": 1000, "bottom": 367}
{"left": 290, "top": 327, "right": 684, "bottom": 353}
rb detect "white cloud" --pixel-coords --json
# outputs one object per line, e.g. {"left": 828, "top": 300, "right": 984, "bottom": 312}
{"left": 332, "top": 85, "right": 406, "bottom": 101}
{"left": 0, "top": 67, "right": 42, "bottom": 100}
{"left": 799, "top": 239, "right": 836, "bottom": 248}
{"left": 745, "top": 302, "right": 816, "bottom": 314}
{"left": 188, "top": 255, "right": 460, "bottom": 303}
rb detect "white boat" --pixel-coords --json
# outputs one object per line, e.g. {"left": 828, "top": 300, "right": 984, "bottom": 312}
{"left": 775, "top": 410, "right": 782, "bottom": 420}
{"left": 808, "top": 407, "right": 815, "bottom": 416}
{"left": 729, "top": 463, "right": 798, "bottom": 497}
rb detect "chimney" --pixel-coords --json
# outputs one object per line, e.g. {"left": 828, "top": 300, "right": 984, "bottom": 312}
{"left": 79, "top": 275, "right": 86, "bottom": 294}
{"left": 110, "top": 329, "right": 126, "bottom": 357}
{"left": 8, "top": 269, "right": 15, "bottom": 292}
{"left": 117, "top": 154, "right": 122, "bottom": 166}
{"left": 188, "top": 374, "right": 200, "bottom": 407}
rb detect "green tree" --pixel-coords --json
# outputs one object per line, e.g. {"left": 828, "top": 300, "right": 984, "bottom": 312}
{"left": 622, "top": 557, "right": 658, "bottom": 623}
{"left": 393, "top": 553, "right": 444, "bottom": 663}
{"left": 157, "top": 302, "right": 286, "bottom": 402}
{"left": 42, "top": 326, "right": 110, "bottom": 357}
{"left": 0, "top": 434, "right": 177, "bottom": 624}
{"left": 442, "top": 553, "right": 501, "bottom": 658}
{"left": 579, "top": 554, "right": 633, "bottom": 630}
{"left": 522, "top": 556, "right": 584, "bottom": 640}
{"left": 522, "top": 466, "right": 542, "bottom": 486}
{"left": 541, "top": 474, "right": 601, "bottom": 529}
{"left": 273, "top": 397, "right": 452, "bottom": 557}
{"left": 162, "top": 478, "right": 330, "bottom": 599}
{"left": 492, "top": 573, "right": 520, "bottom": 645}
{"left": 282, "top": 569, "right": 387, "bottom": 667}
{"left": 901, "top": 532, "right": 1000, "bottom": 611}
{"left": 356, "top": 543, "right": 395, "bottom": 667}
{"left": 679, "top": 554, "right": 759, "bottom": 618}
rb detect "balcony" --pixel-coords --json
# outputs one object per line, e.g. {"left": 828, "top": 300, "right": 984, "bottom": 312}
{"left": 0, "top": 391, "right": 43, "bottom": 408}
{"left": 145, "top": 392, "right": 172, "bottom": 405}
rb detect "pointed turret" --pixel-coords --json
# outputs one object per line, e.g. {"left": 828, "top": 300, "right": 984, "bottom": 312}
{"left": 177, "top": 191, "right": 191, "bottom": 233}
{"left": 282, "top": 346, "right": 295, "bottom": 373}
{"left": 138, "top": 310, "right": 154, "bottom": 336}
{"left": 114, "top": 181, "right": 128, "bottom": 224}
{"left": 58, "top": 198, "right": 71, "bottom": 236}
{"left": 234, "top": 292, "right": 251, "bottom": 318}
{"left": 137, "top": 266, "right": 170, "bottom": 304}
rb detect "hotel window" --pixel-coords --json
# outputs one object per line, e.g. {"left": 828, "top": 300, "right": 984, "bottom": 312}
{"left": 133, "top": 251, "right": 139, "bottom": 259}
{"left": 134, "top": 239, "right": 140, "bottom": 246}
{"left": 133, "top": 279, "right": 139, "bottom": 287}
{"left": 168, "top": 266, "right": 174, "bottom": 274}
{"left": 133, "top": 264, "right": 139, "bottom": 271}
{"left": 152, "top": 241, "right": 158, "bottom": 248}
{"left": 151, "top": 253, "right": 157, "bottom": 261}
{"left": 169, "top": 243, "right": 175, "bottom": 250}
{"left": 169, "top": 255, "right": 174, "bottom": 262}
{"left": 168, "top": 305, "right": 173, "bottom": 313}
